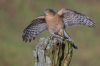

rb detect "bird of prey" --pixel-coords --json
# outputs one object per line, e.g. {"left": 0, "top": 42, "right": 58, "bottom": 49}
{"left": 22, "top": 8, "right": 95, "bottom": 49}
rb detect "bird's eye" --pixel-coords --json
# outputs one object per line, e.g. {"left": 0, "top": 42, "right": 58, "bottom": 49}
{"left": 46, "top": 10, "right": 49, "bottom": 13}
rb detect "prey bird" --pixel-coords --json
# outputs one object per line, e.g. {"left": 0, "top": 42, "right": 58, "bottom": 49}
{"left": 22, "top": 8, "right": 96, "bottom": 49}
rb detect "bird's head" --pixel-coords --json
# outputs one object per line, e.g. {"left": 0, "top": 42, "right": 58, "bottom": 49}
{"left": 44, "top": 8, "right": 55, "bottom": 15}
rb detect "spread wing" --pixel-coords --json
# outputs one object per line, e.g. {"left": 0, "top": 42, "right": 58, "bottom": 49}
{"left": 58, "top": 8, "right": 96, "bottom": 28}
{"left": 22, "top": 16, "right": 48, "bottom": 42}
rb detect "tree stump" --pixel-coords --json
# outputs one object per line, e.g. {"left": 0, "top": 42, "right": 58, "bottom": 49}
{"left": 33, "top": 37, "right": 73, "bottom": 66}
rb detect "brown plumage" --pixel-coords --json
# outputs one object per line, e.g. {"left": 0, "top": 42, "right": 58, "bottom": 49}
{"left": 22, "top": 8, "right": 96, "bottom": 49}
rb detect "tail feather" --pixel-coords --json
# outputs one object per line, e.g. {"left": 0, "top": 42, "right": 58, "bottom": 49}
{"left": 63, "top": 29, "right": 78, "bottom": 49}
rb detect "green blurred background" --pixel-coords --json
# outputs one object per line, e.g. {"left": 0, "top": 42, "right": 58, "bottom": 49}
{"left": 0, "top": 0, "right": 100, "bottom": 66}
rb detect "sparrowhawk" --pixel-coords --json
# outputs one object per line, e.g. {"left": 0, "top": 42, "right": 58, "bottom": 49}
{"left": 22, "top": 8, "right": 95, "bottom": 49}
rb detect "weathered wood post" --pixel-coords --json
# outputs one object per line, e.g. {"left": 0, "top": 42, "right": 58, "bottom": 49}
{"left": 33, "top": 37, "right": 73, "bottom": 66}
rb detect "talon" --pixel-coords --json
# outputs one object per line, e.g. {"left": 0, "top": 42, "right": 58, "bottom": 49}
{"left": 49, "top": 35, "right": 54, "bottom": 40}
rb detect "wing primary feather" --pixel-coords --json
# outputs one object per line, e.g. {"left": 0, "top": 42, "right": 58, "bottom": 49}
{"left": 60, "top": 9, "right": 96, "bottom": 28}
{"left": 22, "top": 16, "right": 48, "bottom": 42}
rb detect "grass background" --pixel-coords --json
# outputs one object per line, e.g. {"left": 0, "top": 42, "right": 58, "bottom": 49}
{"left": 0, "top": 0, "right": 100, "bottom": 66}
